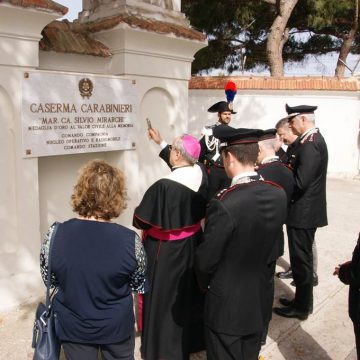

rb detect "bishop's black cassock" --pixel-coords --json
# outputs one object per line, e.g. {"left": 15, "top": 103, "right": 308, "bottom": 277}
{"left": 133, "top": 160, "right": 208, "bottom": 360}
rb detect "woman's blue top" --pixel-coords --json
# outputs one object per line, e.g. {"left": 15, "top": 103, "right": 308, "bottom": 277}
{"left": 40, "top": 218, "right": 147, "bottom": 344}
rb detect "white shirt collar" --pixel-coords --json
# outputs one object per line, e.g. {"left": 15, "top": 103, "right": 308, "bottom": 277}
{"left": 231, "top": 171, "right": 258, "bottom": 186}
{"left": 261, "top": 155, "right": 279, "bottom": 164}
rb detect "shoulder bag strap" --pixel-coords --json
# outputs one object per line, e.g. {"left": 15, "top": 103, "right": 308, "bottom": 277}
{"left": 45, "top": 222, "right": 60, "bottom": 311}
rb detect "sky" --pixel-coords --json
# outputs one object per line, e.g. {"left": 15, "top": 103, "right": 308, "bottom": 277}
{"left": 57, "top": 0, "right": 82, "bottom": 21}
{"left": 55, "top": 0, "right": 360, "bottom": 77}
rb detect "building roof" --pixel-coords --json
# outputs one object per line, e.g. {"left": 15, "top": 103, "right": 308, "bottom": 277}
{"left": 189, "top": 76, "right": 360, "bottom": 91}
{"left": 39, "top": 14, "right": 206, "bottom": 57}
{"left": 79, "top": 14, "right": 206, "bottom": 42}
{"left": 0, "top": 0, "right": 68, "bottom": 15}
{"left": 40, "top": 20, "right": 112, "bottom": 57}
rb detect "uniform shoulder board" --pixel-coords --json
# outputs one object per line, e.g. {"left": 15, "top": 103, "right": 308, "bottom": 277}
{"left": 303, "top": 133, "right": 316, "bottom": 143}
{"left": 201, "top": 125, "right": 214, "bottom": 136}
{"left": 263, "top": 180, "right": 283, "bottom": 190}
{"left": 215, "top": 188, "right": 228, "bottom": 199}
{"left": 283, "top": 163, "right": 294, "bottom": 171}
{"left": 309, "top": 133, "right": 316, "bottom": 142}
{"left": 301, "top": 128, "right": 319, "bottom": 144}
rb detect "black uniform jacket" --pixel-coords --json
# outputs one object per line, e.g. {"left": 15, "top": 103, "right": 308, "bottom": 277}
{"left": 199, "top": 124, "right": 223, "bottom": 167}
{"left": 276, "top": 147, "right": 287, "bottom": 163}
{"left": 195, "top": 177, "right": 287, "bottom": 336}
{"left": 285, "top": 137, "right": 301, "bottom": 169}
{"left": 257, "top": 161, "right": 295, "bottom": 260}
{"left": 339, "top": 233, "right": 360, "bottom": 324}
{"left": 287, "top": 129, "right": 328, "bottom": 229}
{"left": 257, "top": 161, "right": 294, "bottom": 205}
{"left": 199, "top": 125, "right": 232, "bottom": 200}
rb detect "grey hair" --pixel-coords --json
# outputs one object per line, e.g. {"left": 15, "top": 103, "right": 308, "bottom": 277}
{"left": 173, "top": 136, "right": 197, "bottom": 165}
{"left": 305, "top": 113, "right": 316, "bottom": 122}
{"left": 259, "top": 138, "right": 277, "bottom": 151}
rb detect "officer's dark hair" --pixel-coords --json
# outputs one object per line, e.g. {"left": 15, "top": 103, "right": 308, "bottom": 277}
{"left": 223, "top": 143, "right": 259, "bottom": 165}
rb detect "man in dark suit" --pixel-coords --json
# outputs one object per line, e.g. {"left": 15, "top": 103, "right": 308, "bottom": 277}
{"left": 274, "top": 104, "right": 328, "bottom": 320}
{"left": 195, "top": 125, "right": 287, "bottom": 360}
{"left": 334, "top": 232, "right": 360, "bottom": 359}
{"left": 275, "top": 118, "right": 319, "bottom": 286}
{"left": 256, "top": 128, "right": 295, "bottom": 344}
{"left": 275, "top": 117, "right": 300, "bottom": 169}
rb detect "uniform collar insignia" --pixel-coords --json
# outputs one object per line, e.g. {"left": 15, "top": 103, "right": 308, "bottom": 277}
{"left": 300, "top": 127, "right": 319, "bottom": 143}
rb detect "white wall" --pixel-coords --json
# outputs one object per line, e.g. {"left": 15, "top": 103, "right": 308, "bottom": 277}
{"left": 0, "top": 75, "right": 41, "bottom": 310}
{"left": 0, "top": 3, "right": 206, "bottom": 311}
{"left": 0, "top": 5, "right": 61, "bottom": 310}
{"left": 189, "top": 89, "right": 360, "bottom": 177}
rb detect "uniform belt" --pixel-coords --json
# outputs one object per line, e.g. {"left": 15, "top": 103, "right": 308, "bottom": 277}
{"left": 207, "top": 162, "right": 224, "bottom": 169}
{"left": 204, "top": 159, "right": 224, "bottom": 168}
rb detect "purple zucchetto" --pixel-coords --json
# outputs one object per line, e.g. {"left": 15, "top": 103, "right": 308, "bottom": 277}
{"left": 181, "top": 134, "right": 201, "bottom": 160}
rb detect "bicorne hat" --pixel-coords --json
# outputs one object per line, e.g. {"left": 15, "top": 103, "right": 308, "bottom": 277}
{"left": 208, "top": 101, "right": 237, "bottom": 114}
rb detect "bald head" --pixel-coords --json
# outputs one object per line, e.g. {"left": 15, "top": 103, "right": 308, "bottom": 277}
{"left": 257, "top": 137, "right": 280, "bottom": 164}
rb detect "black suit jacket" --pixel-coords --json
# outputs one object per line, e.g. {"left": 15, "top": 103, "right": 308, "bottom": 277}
{"left": 287, "top": 130, "right": 328, "bottom": 228}
{"left": 339, "top": 233, "right": 360, "bottom": 324}
{"left": 195, "top": 178, "right": 287, "bottom": 336}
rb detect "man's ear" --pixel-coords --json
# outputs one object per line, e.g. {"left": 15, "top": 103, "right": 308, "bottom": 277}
{"left": 256, "top": 145, "right": 262, "bottom": 161}
{"left": 223, "top": 150, "right": 234, "bottom": 165}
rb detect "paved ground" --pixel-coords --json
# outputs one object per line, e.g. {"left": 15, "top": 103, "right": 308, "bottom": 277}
{"left": 0, "top": 177, "right": 359, "bottom": 360}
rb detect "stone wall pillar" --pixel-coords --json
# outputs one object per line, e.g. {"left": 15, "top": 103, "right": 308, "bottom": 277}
{"left": 0, "top": 3, "right": 62, "bottom": 311}
{"left": 88, "top": 7, "right": 206, "bottom": 221}
{"left": 79, "top": 0, "right": 187, "bottom": 25}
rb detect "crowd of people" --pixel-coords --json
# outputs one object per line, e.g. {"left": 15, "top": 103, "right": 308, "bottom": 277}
{"left": 38, "top": 94, "right": 360, "bottom": 360}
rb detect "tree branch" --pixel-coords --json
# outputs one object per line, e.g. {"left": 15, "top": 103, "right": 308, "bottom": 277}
{"left": 335, "top": 0, "right": 359, "bottom": 76}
